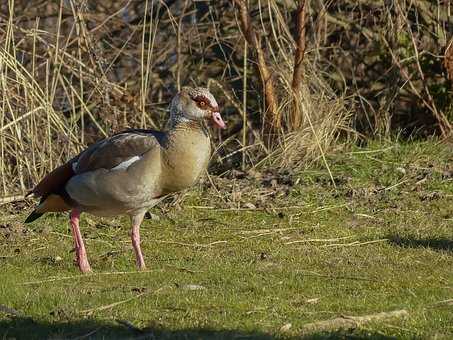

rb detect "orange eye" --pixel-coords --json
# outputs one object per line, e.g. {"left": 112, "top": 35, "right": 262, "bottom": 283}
{"left": 199, "top": 101, "right": 206, "bottom": 107}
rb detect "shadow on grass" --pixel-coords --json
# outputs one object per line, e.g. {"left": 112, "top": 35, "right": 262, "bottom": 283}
{"left": 0, "top": 316, "right": 398, "bottom": 340}
{"left": 388, "top": 235, "right": 453, "bottom": 252}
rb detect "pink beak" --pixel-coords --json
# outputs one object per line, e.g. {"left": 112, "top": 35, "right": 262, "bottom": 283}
{"left": 211, "top": 111, "right": 226, "bottom": 129}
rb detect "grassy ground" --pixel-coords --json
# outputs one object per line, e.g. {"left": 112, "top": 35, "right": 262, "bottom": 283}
{"left": 0, "top": 140, "right": 452, "bottom": 339}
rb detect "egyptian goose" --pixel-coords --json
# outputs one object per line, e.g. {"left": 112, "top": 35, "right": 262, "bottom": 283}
{"left": 25, "top": 87, "right": 226, "bottom": 273}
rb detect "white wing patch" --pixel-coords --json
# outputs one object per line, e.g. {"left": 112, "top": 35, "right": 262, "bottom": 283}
{"left": 72, "top": 162, "right": 78, "bottom": 172}
{"left": 111, "top": 156, "right": 141, "bottom": 171}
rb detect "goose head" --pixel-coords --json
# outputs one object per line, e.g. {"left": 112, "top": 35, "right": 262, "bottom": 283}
{"left": 170, "top": 87, "right": 226, "bottom": 129}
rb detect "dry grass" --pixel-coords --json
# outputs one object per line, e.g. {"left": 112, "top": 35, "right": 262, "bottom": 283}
{"left": 0, "top": 0, "right": 353, "bottom": 198}
{"left": 267, "top": 60, "right": 353, "bottom": 173}
{"left": 3, "top": 0, "right": 451, "bottom": 198}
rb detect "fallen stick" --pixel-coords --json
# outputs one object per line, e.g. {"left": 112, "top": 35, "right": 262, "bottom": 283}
{"left": 301, "top": 309, "right": 409, "bottom": 334}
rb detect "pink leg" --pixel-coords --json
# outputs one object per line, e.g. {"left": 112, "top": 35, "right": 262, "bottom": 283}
{"left": 130, "top": 213, "right": 146, "bottom": 270}
{"left": 70, "top": 209, "right": 92, "bottom": 273}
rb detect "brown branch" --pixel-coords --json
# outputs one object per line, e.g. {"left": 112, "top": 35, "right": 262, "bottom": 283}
{"left": 233, "top": 0, "right": 279, "bottom": 132}
{"left": 291, "top": 0, "right": 309, "bottom": 129}
{"left": 292, "top": 0, "right": 308, "bottom": 91}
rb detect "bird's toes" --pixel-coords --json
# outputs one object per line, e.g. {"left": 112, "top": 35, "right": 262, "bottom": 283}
{"left": 137, "top": 263, "right": 147, "bottom": 271}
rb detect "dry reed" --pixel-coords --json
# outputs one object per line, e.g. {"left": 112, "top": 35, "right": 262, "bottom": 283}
{"left": 9, "top": 0, "right": 444, "bottom": 198}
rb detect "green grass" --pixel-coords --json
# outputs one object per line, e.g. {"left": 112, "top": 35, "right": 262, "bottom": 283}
{"left": 1, "top": 140, "right": 452, "bottom": 339}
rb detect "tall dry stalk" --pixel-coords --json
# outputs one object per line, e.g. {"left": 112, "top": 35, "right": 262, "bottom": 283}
{"left": 0, "top": 0, "right": 353, "bottom": 199}
{"left": 290, "top": 0, "right": 309, "bottom": 130}
{"left": 233, "top": 0, "right": 279, "bottom": 132}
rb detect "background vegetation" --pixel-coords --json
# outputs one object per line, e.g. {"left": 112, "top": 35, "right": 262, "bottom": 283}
{"left": 0, "top": 0, "right": 451, "bottom": 198}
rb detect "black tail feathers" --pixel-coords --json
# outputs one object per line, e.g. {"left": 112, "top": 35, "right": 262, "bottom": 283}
{"left": 24, "top": 210, "right": 44, "bottom": 223}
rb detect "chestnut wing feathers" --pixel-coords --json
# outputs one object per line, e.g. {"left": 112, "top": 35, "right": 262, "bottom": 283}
{"left": 29, "top": 161, "right": 76, "bottom": 198}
